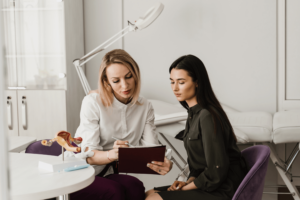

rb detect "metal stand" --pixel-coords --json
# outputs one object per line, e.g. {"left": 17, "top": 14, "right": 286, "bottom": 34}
{"left": 159, "top": 133, "right": 187, "bottom": 165}
{"left": 158, "top": 132, "right": 190, "bottom": 179}
{"left": 57, "top": 194, "right": 70, "bottom": 200}
{"left": 264, "top": 142, "right": 300, "bottom": 200}
{"left": 62, "top": 146, "right": 64, "bottom": 162}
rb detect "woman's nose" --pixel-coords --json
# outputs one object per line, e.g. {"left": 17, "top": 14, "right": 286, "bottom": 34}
{"left": 173, "top": 83, "right": 179, "bottom": 91}
{"left": 121, "top": 79, "right": 129, "bottom": 88}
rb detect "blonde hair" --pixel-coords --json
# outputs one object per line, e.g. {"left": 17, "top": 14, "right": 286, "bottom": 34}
{"left": 95, "top": 49, "right": 141, "bottom": 107}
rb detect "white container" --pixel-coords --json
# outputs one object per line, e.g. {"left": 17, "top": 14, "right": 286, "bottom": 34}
{"left": 38, "top": 157, "right": 87, "bottom": 172}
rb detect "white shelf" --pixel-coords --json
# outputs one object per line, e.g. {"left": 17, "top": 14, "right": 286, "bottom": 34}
{"left": 2, "top": 8, "right": 62, "bottom": 12}
{"left": 6, "top": 54, "right": 65, "bottom": 58}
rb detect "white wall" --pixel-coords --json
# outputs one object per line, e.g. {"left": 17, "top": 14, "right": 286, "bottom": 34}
{"left": 83, "top": 1, "right": 286, "bottom": 199}
{"left": 123, "top": 0, "right": 277, "bottom": 113}
{"left": 84, "top": 0, "right": 277, "bottom": 113}
{"left": 83, "top": 0, "right": 123, "bottom": 90}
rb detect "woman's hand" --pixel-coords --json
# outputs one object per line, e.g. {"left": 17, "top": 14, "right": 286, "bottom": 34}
{"left": 181, "top": 181, "right": 197, "bottom": 191}
{"left": 113, "top": 140, "right": 129, "bottom": 149}
{"left": 109, "top": 140, "right": 129, "bottom": 161}
{"left": 167, "top": 181, "right": 187, "bottom": 191}
{"left": 147, "top": 157, "right": 173, "bottom": 175}
{"left": 108, "top": 149, "right": 119, "bottom": 161}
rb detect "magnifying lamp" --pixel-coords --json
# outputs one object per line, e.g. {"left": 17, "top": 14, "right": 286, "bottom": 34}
{"left": 73, "top": 2, "right": 164, "bottom": 95}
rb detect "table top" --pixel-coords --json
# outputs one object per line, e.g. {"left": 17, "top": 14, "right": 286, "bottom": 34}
{"left": 9, "top": 153, "right": 95, "bottom": 200}
{"left": 9, "top": 136, "right": 37, "bottom": 152}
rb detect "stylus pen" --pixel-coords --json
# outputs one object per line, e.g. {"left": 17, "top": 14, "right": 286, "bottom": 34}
{"left": 111, "top": 136, "right": 134, "bottom": 147}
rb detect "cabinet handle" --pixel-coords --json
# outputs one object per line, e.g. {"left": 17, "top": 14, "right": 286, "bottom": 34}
{"left": 8, "top": 86, "right": 26, "bottom": 90}
{"left": 22, "top": 96, "right": 27, "bottom": 130}
{"left": 7, "top": 97, "right": 12, "bottom": 130}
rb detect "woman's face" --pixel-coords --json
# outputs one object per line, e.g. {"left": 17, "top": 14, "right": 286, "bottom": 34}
{"left": 170, "top": 69, "right": 197, "bottom": 106}
{"left": 106, "top": 63, "right": 135, "bottom": 104}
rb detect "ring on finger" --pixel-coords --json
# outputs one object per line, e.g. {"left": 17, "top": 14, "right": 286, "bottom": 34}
{"left": 159, "top": 169, "right": 161, "bottom": 172}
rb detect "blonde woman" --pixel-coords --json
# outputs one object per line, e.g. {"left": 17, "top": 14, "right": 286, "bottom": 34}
{"left": 70, "top": 49, "right": 173, "bottom": 200}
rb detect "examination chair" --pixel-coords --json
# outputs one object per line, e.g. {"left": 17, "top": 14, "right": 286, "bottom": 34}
{"left": 232, "top": 145, "right": 270, "bottom": 200}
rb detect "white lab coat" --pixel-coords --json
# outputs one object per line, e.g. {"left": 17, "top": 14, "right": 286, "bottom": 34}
{"left": 74, "top": 93, "right": 159, "bottom": 175}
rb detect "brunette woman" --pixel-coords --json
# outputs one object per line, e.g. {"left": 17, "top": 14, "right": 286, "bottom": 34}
{"left": 145, "top": 55, "right": 247, "bottom": 200}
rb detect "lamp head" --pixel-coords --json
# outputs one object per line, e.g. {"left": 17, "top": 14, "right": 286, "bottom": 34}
{"left": 133, "top": 2, "right": 164, "bottom": 31}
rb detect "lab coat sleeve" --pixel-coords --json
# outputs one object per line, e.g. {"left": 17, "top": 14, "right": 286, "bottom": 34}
{"left": 76, "top": 95, "right": 103, "bottom": 152}
{"left": 193, "top": 111, "right": 230, "bottom": 192}
{"left": 139, "top": 101, "right": 159, "bottom": 146}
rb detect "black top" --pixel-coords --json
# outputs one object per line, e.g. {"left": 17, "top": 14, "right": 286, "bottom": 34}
{"left": 179, "top": 104, "right": 246, "bottom": 193}
{"left": 154, "top": 104, "right": 247, "bottom": 200}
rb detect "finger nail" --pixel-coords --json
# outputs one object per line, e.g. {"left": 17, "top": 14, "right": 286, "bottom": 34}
{"left": 151, "top": 161, "right": 155, "bottom": 164}
{"left": 147, "top": 164, "right": 150, "bottom": 167}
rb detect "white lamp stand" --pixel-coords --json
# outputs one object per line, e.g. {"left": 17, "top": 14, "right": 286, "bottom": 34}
{"left": 73, "top": 2, "right": 164, "bottom": 95}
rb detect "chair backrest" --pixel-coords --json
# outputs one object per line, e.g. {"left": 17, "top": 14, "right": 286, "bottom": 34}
{"left": 232, "top": 145, "right": 270, "bottom": 200}
{"left": 25, "top": 140, "right": 77, "bottom": 156}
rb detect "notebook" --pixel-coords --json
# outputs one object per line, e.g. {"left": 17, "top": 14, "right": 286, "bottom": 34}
{"left": 118, "top": 145, "right": 166, "bottom": 174}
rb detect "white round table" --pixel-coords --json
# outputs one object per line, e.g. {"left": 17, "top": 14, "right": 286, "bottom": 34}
{"left": 9, "top": 136, "right": 37, "bottom": 152}
{"left": 9, "top": 153, "right": 95, "bottom": 200}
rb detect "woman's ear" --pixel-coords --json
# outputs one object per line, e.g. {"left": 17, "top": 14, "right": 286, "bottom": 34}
{"left": 194, "top": 80, "right": 198, "bottom": 87}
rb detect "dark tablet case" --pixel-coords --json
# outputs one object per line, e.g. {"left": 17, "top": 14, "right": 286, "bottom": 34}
{"left": 118, "top": 145, "right": 166, "bottom": 174}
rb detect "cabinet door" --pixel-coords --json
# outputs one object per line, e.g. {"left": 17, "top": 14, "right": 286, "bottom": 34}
{"left": 5, "top": 90, "right": 19, "bottom": 136}
{"left": 278, "top": 0, "right": 300, "bottom": 110}
{"left": 17, "top": 90, "right": 67, "bottom": 140}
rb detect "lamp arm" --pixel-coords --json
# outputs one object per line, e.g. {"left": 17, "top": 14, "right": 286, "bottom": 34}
{"left": 79, "top": 29, "right": 130, "bottom": 67}
{"left": 79, "top": 48, "right": 104, "bottom": 62}
{"left": 72, "top": 2, "right": 164, "bottom": 95}
{"left": 73, "top": 25, "right": 132, "bottom": 95}
{"left": 73, "top": 60, "right": 91, "bottom": 95}
{"left": 80, "top": 26, "right": 130, "bottom": 61}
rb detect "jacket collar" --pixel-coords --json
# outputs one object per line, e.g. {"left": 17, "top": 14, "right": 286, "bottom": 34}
{"left": 112, "top": 95, "right": 133, "bottom": 108}
{"left": 188, "top": 103, "right": 202, "bottom": 114}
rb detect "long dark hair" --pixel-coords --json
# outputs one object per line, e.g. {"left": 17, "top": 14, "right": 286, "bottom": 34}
{"left": 169, "top": 55, "right": 237, "bottom": 142}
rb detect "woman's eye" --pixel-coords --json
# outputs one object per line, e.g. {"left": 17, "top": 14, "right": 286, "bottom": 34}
{"left": 125, "top": 75, "right": 133, "bottom": 79}
{"left": 113, "top": 80, "right": 119, "bottom": 83}
{"left": 170, "top": 82, "right": 174, "bottom": 84}
{"left": 179, "top": 82, "right": 185, "bottom": 84}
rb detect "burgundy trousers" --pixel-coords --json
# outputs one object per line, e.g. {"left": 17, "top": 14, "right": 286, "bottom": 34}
{"left": 70, "top": 174, "right": 145, "bottom": 200}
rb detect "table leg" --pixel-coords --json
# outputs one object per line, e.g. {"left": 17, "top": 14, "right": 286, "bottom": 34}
{"left": 62, "top": 146, "right": 64, "bottom": 161}
{"left": 57, "top": 194, "right": 70, "bottom": 200}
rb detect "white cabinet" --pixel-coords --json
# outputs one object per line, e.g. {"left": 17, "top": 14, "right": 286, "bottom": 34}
{"left": 2, "top": 0, "right": 85, "bottom": 138}
{"left": 6, "top": 90, "right": 18, "bottom": 136}
{"left": 5, "top": 90, "right": 67, "bottom": 140}
{"left": 286, "top": 0, "right": 300, "bottom": 100}
{"left": 278, "top": 0, "right": 300, "bottom": 110}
